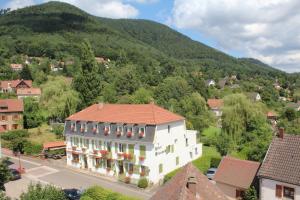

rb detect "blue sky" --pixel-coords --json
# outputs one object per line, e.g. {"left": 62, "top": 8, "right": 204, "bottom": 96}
{"left": 1, "top": 0, "right": 300, "bottom": 72}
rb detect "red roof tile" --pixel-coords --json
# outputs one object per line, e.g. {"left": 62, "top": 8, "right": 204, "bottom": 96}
{"left": 267, "top": 111, "right": 277, "bottom": 117}
{"left": 0, "top": 99, "right": 24, "bottom": 113}
{"left": 43, "top": 141, "right": 66, "bottom": 149}
{"left": 0, "top": 80, "right": 32, "bottom": 89}
{"left": 207, "top": 99, "right": 224, "bottom": 109}
{"left": 67, "top": 103, "right": 184, "bottom": 125}
{"left": 17, "top": 88, "right": 41, "bottom": 95}
{"left": 214, "top": 156, "right": 260, "bottom": 189}
{"left": 150, "top": 163, "right": 228, "bottom": 200}
{"left": 10, "top": 64, "right": 23, "bottom": 69}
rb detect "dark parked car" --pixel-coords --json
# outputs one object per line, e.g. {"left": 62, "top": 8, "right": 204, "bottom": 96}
{"left": 206, "top": 168, "right": 217, "bottom": 180}
{"left": 63, "top": 188, "right": 83, "bottom": 200}
{"left": 9, "top": 168, "right": 21, "bottom": 181}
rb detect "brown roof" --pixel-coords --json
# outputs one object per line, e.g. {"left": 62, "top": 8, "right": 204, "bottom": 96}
{"left": 17, "top": 88, "right": 41, "bottom": 95}
{"left": 207, "top": 99, "right": 224, "bottom": 109}
{"left": 67, "top": 103, "right": 184, "bottom": 125}
{"left": 10, "top": 64, "right": 23, "bottom": 69}
{"left": 0, "top": 99, "right": 23, "bottom": 113}
{"left": 0, "top": 80, "right": 32, "bottom": 89}
{"left": 150, "top": 163, "right": 228, "bottom": 200}
{"left": 267, "top": 111, "right": 278, "bottom": 118}
{"left": 258, "top": 134, "right": 300, "bottom": 186}
{"left": 214, "top": 156, "right": 260, "bottom": 189}
{"left": 43, "top": 141, "right": 66, "bottom": 149}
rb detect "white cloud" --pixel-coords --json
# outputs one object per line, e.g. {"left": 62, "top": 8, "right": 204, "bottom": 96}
{"left": 4, "top": 0, "right": 35, "bottom": 10}
{"left": 44, "top": 0, "right": 138, "bottom": 18}
{"left": 171, "top": 0, "right": 300, "bottom": 72}
{"left": 126, "top": 0, "right": 159, "bottom": 3}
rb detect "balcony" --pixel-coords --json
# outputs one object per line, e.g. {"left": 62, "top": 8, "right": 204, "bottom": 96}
{"left": 139, "top": 132, "right": 145, "bottom": 138}
{"left": 116, "top": 131, "right": 121, "bottom": 137}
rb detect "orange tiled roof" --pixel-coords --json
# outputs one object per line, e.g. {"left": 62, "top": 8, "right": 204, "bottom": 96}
{"left": 214, "top": 156, "right": 260, "bottom": 189}
{"left": 10, "top": 64, "right": 23, "bottom": 69}
{"left": 43, "top": 141, "right": 66, "bottom": 149}
{"left": 0, "top": 80, "right": 32, "bottom": 89}
{"left": 0, "top": 99, "right": 23, "bottom": 113}
{"left": 17, "top": 88, "right": 41, "bottom": 95}
{"left": 267, "top": 111, "right": 277, "bottom": 117}
{"left": 67, "top": 103, "right": 184, "bottom": 125}
{"left": 207, "top": 99, "right": 224, "bottom": 109}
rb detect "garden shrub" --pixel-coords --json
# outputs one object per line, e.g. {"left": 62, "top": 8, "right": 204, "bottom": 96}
{"left": 137, "top": 178, "right": 148, "bottom": 188}
{"left": 210, "top": 157, "right": 221, "bottom": 168}
{"left": 24, "top": 142, "right": 43, "bottom": 155}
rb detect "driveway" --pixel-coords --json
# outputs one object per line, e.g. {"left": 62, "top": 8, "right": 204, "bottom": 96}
{"left": 4, "top": 154, "right": 153, "bottom": 199}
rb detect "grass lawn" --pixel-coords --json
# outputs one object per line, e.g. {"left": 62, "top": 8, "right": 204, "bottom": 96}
{"left": 28, "top": 124, "right": 60, "bottom": 145}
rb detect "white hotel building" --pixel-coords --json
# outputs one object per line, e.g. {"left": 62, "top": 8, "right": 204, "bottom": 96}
{"left": 64, "top": 103, "right": 202, "bottom": 184}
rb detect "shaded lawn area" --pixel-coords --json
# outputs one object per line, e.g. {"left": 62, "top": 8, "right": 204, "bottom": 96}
{"left": 28, "top": 124, "right": 60, "bottom": 145}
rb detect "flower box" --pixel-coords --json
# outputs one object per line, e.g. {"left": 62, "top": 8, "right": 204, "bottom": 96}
{"left": 124, "top": 153, "right": 133, "bottom": 160}
{"left": 139, "top": 132, "right": 144, "bottom": 138}
{"left": 93, "top": 127, "right": 97, "bottom": 133}
{"left": 117, "top": 152, "right": 124, "bottom": 157}
{"left": 124, "top": 176, "right": 130, "bottom": 184}
{"left": 80, "top": 127, "right": 84, "bottom": 133}
{"left": 127, "top": 131, "right": 132, "bottom": 138}
{"left": 93, "top": 150, "right": 98, "bottom": 154}
{"left": 100, "top": 150, "right": 108, "bottom": 155}
{"left": 139, "top": 156, "right": 145, "bottom": 161}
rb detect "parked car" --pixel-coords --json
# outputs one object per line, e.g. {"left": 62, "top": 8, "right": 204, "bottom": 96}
{"left": 9, "top": 168, "right": 21, "bottom": 181}
{"left": 206, "top": 168, "right": 217, "bottom": 180}
{"left": 63, "top": 188, "right": 83, "bottom": 200}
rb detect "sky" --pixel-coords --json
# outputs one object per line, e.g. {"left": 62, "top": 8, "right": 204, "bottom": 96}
{"left": 1, "top": 0, "right": 300, "bottom": 73}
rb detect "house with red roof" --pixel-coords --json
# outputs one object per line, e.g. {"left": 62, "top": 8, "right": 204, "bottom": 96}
{"left": 0, "top": 79, "right": 32, "bottom": 93}
{"left": 214, "top": 156, "right": 260, "bottom": 200}
{"left": 17, "top": 88, "right": 41, "bottom": 100}
{"left": 0, "top": 99, "right": 24, "bottom": 131}
{"left": 207, "top": 99, "right": 224, "bottom": 117}
{"left": 258, "top": 128, "right": 300, "bottom": 200}
{"left": 10, "top": 63, "right": 23, "bottom": 71}
{"left": 150, "top": 163, "right": 228, "bottom": 200}
{"left": 64, "top": 103, "right": 202, "bottom": 184}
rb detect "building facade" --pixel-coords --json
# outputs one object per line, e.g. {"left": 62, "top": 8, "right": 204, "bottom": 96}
{"left": 64, "top": 104, "right": 202, "bottom": 184}
{"left": 0, "top": 80, "right": 32, "bottom": 93}
{"left": 0, "top": 99, "right": 23, "bottom": 131}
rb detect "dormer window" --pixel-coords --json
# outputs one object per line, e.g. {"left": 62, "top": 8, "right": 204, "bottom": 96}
{"left": 139, "top": 127, "right": 145, "bottom": 138}
{"left": 93, "top": 124, "right": 98, "bottom": 134}
{"left": 116, "top": 126, "right": 122, "bottom": 137}
{"left": 71, "top": 122, "right": 76, "bottom": 132}
{"left": 80, "top": 123, "right": 86, "bottom": 133}
{"left": 127, "top": 127, "right": 133, "bottom": 138}
{"left": 104, "top": 125, "right": 110, "bottom": 136}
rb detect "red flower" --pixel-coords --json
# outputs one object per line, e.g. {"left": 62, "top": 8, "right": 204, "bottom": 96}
{"left": 127, "top": 131, "right": 132, "bottom": 137}
{"left": 139, "top": 156, "right": 145, "bottom": 161}
{"left": 100, "top": 150, "right": 108, "bottom": 155}
{"left": 139, "top": 132, "right": 144, "bottom": 138}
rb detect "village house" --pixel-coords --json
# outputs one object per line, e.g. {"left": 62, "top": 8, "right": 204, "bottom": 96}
{"left": 10, "top": 63, "right": 23, "bottom": 71}
{"left": 218, "top": 78, "right": 228, "bottom": 89}
{"left": 258, "top": 128, "right": 300, "bottom": 200}
{"left": 214, "top": 156, "right": 260, "bottom": 200}
{"left": 16, "top": 88, "right": 41, "bottom": 100}
{"left": 0, "top": 99, "right": 23, "bottom": 131}
{"left": 247, "top": 92, "right": 261, "bottom": 102}
{"left": 64, "top": 103, "right": 202, "bottom": 185}
{"left": 0, "top": 79, "right": 32, "bottom": 93}
{"left": 286, "top": 102, "right": 300, "bottom": 112}
{"left": 205, "top": 79, "right": 216, "bottom": 87}
{"left": 150, "top": 163, "right": 228, "bottom": 200}
{"left": 207, "top": 99, "right": 224, "bottom": 118}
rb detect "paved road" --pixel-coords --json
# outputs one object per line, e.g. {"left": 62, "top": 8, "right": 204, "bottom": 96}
{"left": 4, "top": 155, "right": 153, "bottom": 199}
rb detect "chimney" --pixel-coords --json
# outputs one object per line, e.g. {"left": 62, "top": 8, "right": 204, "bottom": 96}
{"left": 186, "top": 176, "right": 197, "bottom": 196}
{"left": 278, "top": 127, "right": 284, "bottom": 139}
{"left": 97, "top": 102, "right": 104, "bottom": 110}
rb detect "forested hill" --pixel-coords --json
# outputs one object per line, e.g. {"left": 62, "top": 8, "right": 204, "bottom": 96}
{"left": 0, "top": 1, "right": 286, "bottom": 78}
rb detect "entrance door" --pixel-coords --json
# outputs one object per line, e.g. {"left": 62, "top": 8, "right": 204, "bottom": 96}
{"left": 83, "top": 155, "right": 88, "bottom": 169}
{"left": 118, "top": 161, "right": 124, "bottom": 174}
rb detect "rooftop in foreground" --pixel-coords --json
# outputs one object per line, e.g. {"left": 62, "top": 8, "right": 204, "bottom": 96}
{"left": 66, "top": 103, "right": 184, "bottom": 125}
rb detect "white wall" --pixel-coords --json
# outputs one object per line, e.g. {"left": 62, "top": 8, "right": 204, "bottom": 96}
{"left": 260, "top": 178, "right": 300, "bottom": 200}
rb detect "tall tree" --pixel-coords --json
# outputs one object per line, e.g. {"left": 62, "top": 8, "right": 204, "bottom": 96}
{"left": 20, "top": 183, "right": 67, "bottom": 200}
{"left": 72, "top": 40, "right": 102, "bottom": 108}
{"left": 0, "top": 158, "right": 11, "bottom": 191}
{"left": 20, "top": 65, "right": 33, "bottom": 80}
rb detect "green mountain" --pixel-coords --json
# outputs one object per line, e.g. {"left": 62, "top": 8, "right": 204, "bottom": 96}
{"left": 0, "top": 1, "right": 286, "bottom": 78}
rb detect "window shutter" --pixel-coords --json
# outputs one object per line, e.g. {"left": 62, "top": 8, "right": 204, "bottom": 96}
{"left": 276, "top": 185, "right": 283, "bottom": 198}
{"left": 236, "top": 190, "right": 241, "bottom": 198}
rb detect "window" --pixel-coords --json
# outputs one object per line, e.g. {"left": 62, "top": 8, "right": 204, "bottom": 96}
{"left": 276, "top": 185, "right": 283, "bottom": 198}
{"left": 107, "top": 159, "right": 112, "bottom": 169}
{"left": 165, "top": 145, "right": 171, "bottom": 154}
{"left": 140, "top": 145, "right": 146, "bottom": 157}
{"left": 185, "top": 138, "right": 189, "bottom": 147}
{"left": 118, "top": 143, "right": 126, "bottom": 152}
{"left": 190, "top": 152, "right": 193, "bottom": 159}
{"left": 106, "top": 142, "right": 112, "bottom": 152}
{"left": 236, "top": 190, "right": 245, "bottom": 199}
{"left": 168, "top": 125, "right": 171, "bottom": 133}
{"left": 98, "top": 141, "right": 102, "bottom": 150}
{"left": 13, "top": 115, "right": 19, "bottom": 120}
{"left": 91, "top": 140, "right": 95, "bottom": 149}
{"left": 128, "top": 144, "right": 134, "bottom": 155}
{"left": 12, "top": 124, "right": 18, "bottom": 130}
{"left": 159, "top": 164, "right": 163, "bottom": 174}
{"left": 284, "top": 186, "right": 294, "bottom": 199}
{"left": 176, "top": 157, "right": 179, "bottom": 165}
{"left": 195, "top": 148, "right": 198, "bottom": 155}
{"left": 1, "top": 115, "right": 6, "bottom": 121}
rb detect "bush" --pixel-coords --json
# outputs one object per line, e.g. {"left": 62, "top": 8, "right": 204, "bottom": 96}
{"left": 51, "top": 124, "right": 64, "bottom": 138}
{"left": 1, "top": 130, "right": 29, "bottom": 140}
{"left": 193, "top": 156, "right": 211, "bottom": 173}
{"left": 137, "top": 178, "right": 148, "bottom": 188}
{"left": 163, "top": 168, "right": 181, "bottom": 183}
{"left": 80, "top": 186, "right": 138, "bottom": 200}
{"left": 210, "top": 157, "right": 221, "bottom": 168}
{"left": 20, "top": 183, "right": 67, "bottom": 200}
{"left": 23, "top": 142, "right": 43, "bottom": 155}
